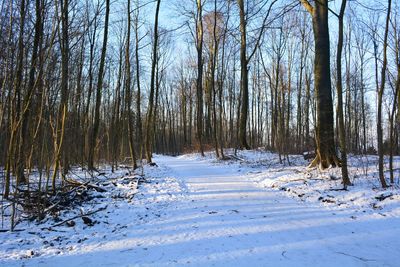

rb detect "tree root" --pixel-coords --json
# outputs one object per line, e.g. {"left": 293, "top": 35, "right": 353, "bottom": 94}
{"left": 308, "top": 152, "right": 342, "bottom": 170}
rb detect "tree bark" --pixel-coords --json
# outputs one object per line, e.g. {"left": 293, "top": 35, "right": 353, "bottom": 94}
{"left": 377, "top": 0, "right": 391, "bottom": 188}
{"left": 4, "top": 0, "right": 26, "bottom": 198}
{"left": 145, "top": 0, "right": 161, "bottom": 163}
{"left": 195, "top": 0, "right": 205, "bottom": 156}
{"left": 134, "top": 1, "right": 143, "bottom": 159}
{"left": 301, "top": 0, "right": 340, "bottom": 169}
{"left": 16, "top": 0, "right": 42, "bottom": 185}
{"left": 237, "top": 0, "right": 250, "bottom": 149}
{"left": 336, "top": 0, "right": 351, "bottom": 186}
{"left": 88, "top": 0, "right": 110, "bottom": 170}
{"left": 52, "top": 0, "right": 70, "bottom": 193}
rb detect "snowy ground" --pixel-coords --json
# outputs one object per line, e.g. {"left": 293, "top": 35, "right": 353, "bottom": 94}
{"left": 1, "top": 150, "right": 400, "bottom": 266}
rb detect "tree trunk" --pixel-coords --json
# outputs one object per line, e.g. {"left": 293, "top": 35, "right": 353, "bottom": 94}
{"left": 238, "top": 0, "right": 250, "bottom": 149}
{"left": 145, "top": 0, "right": 161, "bottom": 163}
{"left": 126, "top": 0, "right": 138, "bottom": 169}
{"left": 336, "top": 0, "right": 351, "bottom": 186}
{"left": 88, "top": 0, "right": 110, "bottom": 170}
{"left": 4, "top": 0, "right": 26, "bottom": 198}
{"left": 195, "top": 0, "right": 205, "bottom": 156}
{"left": 301, "top": 0, "right": 340, "bottom": 169}
{"left": 377, "top": 0, "right": 391, "bottom": 188}
{"left": 16, "top": 0, "right": 42, "bottom": 186}
{"left": 52, "top": 0, "right": 70, "bottom": 193}
{"left": 134, "top": 1, "right": 143, "bottom": 158}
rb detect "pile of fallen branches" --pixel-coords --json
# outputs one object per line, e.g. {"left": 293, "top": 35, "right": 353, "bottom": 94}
{"left": 34, "top": 180, "right": 105, "bottom": 218}
{"left": 1, "top": 167, "right": 145, "bottom": 232}
{"left": 1, "top": 179, "right": 108, "bottom": 231}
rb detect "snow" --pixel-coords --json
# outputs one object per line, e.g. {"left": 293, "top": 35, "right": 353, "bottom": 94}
{"left": 1, "top": 150, "right": 400, "bottom": 266}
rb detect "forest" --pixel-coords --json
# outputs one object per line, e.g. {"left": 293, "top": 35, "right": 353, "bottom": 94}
{"left": 0, "top": 0, "right": 400, "bottom": 266}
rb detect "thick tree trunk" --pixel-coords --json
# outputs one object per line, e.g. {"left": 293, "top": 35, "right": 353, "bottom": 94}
{"left": 238, "top": 0, "right": 250, "bottom": 149}
{"left": 195, "top": 0, "right": 205, "bottom": 156}
{"left": 302, "top": 0, "right": 340, "bottom": 169}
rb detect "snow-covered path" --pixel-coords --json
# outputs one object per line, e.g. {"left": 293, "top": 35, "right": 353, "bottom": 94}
{"left": 3, "top": 154, "right": 400, "bottom": 266}
{"left": 138, "top": 155, "right": 400, "bottom": 267}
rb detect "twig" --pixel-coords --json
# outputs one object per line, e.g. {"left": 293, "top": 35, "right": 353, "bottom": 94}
{"left": 336, "top": 251, "right": 376, "bottom": 262}
{"left": 0, "top": 228, "right": 25, "bottom": 233}
{"left": 43, "top": 205, "right": 107, "bottom": 229}
{"left": 329, "top": 187, "right": 348, "bottom": 191}
{"left": 43, "top": 200, "right": 61, "bottom": 213}
{"left": 64, "top": 179, "right": 106, "bottom": 192}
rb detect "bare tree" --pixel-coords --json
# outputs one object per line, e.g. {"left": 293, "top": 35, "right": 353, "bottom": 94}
{"left": 126, "top": 0, "right": 138, "bottom": 169}
{"left": 195, "top": 0, "right": 205, "bottom": 156}
{"left": 145, "top": 0, "right": 161, "bottom": 163}
{"left": 51, "top": 0, "right": 70, "bottom": 192}
{"left": 88, "top": 0, "right": 110, "bottom": 170}
{"left": 377, "top": 0, "right": 391, "bottom": 188}
{"left": 237, "top": 0, "right": 277, "bottom": 149}
{"left": 300, "top": 0, "right": 340, "bottom": 168}
{"left": 335, "top": 0, "right": 351, "bottom": 186}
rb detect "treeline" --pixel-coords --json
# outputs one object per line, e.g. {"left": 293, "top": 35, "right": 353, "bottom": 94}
{"left": 0, "top": 0, "right": 399, "bottom": 197}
